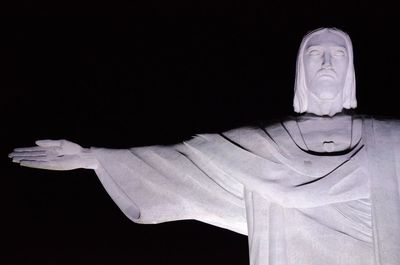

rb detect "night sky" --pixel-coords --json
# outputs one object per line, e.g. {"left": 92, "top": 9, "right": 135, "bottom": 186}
{"left": 2, "top": 1, "right": 400, "bottom": 264}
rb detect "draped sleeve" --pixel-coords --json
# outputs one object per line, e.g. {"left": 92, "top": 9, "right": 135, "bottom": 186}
{"left": 91, "top": 134, "right": 247, "bottom": 235}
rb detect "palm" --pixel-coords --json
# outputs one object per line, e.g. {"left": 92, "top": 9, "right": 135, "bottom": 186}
{"left": 9, "top": 139, "right": 88, "bottom": 170}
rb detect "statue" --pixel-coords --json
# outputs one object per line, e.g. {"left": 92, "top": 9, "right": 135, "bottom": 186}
{"left": 9, "top": 28, "right": 400, "bottom": 265}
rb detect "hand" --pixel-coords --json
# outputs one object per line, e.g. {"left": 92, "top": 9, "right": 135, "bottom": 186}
{"left": 8, "top": 139, "right": 98, "bottom": 170}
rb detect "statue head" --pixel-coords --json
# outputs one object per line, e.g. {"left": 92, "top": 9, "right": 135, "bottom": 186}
{"left": 293, "top": 28, "right": 357, "bottom": 116}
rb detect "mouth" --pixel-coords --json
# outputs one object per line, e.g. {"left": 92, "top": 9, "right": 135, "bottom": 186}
{"left": 317, "top": 70, "right": 336, "bottom": 80}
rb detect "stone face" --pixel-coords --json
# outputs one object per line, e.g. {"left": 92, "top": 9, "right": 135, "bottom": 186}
{"left": 293, "top": 28, "right": 357, "bottom": 116}
{"left": 8, "top": 28, "right": 400, "bottom": 264}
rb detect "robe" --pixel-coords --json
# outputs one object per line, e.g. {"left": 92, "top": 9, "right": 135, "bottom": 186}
{"left": 92, "top": 116, "right": 400, "bottom": 265}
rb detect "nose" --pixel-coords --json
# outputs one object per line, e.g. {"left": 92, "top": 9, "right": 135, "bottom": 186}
{"left": 322, "top": 53, "right": 332, "bottom": 69}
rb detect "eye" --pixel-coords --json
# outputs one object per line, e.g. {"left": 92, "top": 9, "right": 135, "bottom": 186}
{"left": 308, "top": 49, "right": 322, "bottom": 56}
{"left": 332, "top": 50, "right": 346, "bottom": 57}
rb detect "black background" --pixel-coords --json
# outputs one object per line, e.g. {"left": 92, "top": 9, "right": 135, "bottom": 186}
{"left": 2, "top": 1, "right": 400, "bottom": 264}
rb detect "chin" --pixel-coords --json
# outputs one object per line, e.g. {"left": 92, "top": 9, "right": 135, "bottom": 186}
{"left": 318, "top": 92, "right": 338, "bottom": 100}
{"left": 314, "top": 86, "right": 341, "bottom": 101}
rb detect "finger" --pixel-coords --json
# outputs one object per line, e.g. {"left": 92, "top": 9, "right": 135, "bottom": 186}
{"left": 20, "top": 160, "right": 69, "bottom": 171}
{"left": 12, "top": 155, "right": 48, "bottom": 163}
{"left": 20, "top": 160, "right": 57, "bottom": 170}
{"left": 9, "top": 151, "right": 46, "bottom": 158}
{"left": 13, "top": 146, "right": 48, "bottom": 152}
{"left": 12, "top": 146, "right": 59, "bottom": 154}
{"left": 35, "top": 140, "right": 62, "bottom": 147}
{"left": 9, "top": 147, "right": 60, "bottom": 158}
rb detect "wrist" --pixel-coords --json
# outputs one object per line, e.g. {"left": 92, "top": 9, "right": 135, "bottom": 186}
{"left": 81, "top": 148, "right": 99, "bottom": 170}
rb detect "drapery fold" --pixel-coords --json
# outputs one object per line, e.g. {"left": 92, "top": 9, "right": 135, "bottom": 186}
{"left": 92, "top": 116, "right": 400, "bottom": 265}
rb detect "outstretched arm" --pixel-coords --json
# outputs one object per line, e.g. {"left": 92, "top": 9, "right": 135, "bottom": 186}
{"left": 8, "top": 137, "right": 248, "bottom": 235}
{"left": 8, "top": 139, "right": 98, "bottom": 170}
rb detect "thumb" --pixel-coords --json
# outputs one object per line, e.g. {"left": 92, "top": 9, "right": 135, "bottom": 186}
{"left": 35, "top": 139, "right": 62, "bottom": 147}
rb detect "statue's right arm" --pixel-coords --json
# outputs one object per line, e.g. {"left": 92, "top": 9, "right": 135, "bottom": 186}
{"left": 8, "top": 138, "right": 248, "bottom": 235}
{"left": 8, "top": 139, "right": 98, "bottom": 170}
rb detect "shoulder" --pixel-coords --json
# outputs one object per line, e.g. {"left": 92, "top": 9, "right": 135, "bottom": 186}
{"left": 221, "top": 118, "right": 289, "bottom": 146}
{"left": 367, "top": 116, "right": 400, "bottom": 133}
{"left": 363, "top": 115, "right": 400, "bottom": 143}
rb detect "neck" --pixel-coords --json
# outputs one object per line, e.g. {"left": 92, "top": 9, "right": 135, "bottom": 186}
{"left": 296, "top": 113, "right": 360, "bottom": 153}
{"left": 306, "top": 93, "right": 343, "bottom": 117}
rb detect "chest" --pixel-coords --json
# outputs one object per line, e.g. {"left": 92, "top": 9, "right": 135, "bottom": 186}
{"left": 245, "top": 190, "right": 373, "bottom": 265}
{"left": 282, "top": 115, "right": 362, "bottom": 153}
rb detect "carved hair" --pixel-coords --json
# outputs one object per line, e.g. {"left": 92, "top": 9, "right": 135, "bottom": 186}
{"left": 293, "top": 28, "right": 357, "bottom": 113}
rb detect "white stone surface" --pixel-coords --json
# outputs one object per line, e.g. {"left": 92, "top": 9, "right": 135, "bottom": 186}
{"left": 293, "top": 28, "right": 357, "bottom": 116}
{"left": 9, "top": 28, "right": 400, "bottom": 265}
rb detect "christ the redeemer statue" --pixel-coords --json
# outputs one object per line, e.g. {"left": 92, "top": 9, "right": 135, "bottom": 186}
{"left": 9, "top": 28, "right": 400, "bottom": 265}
